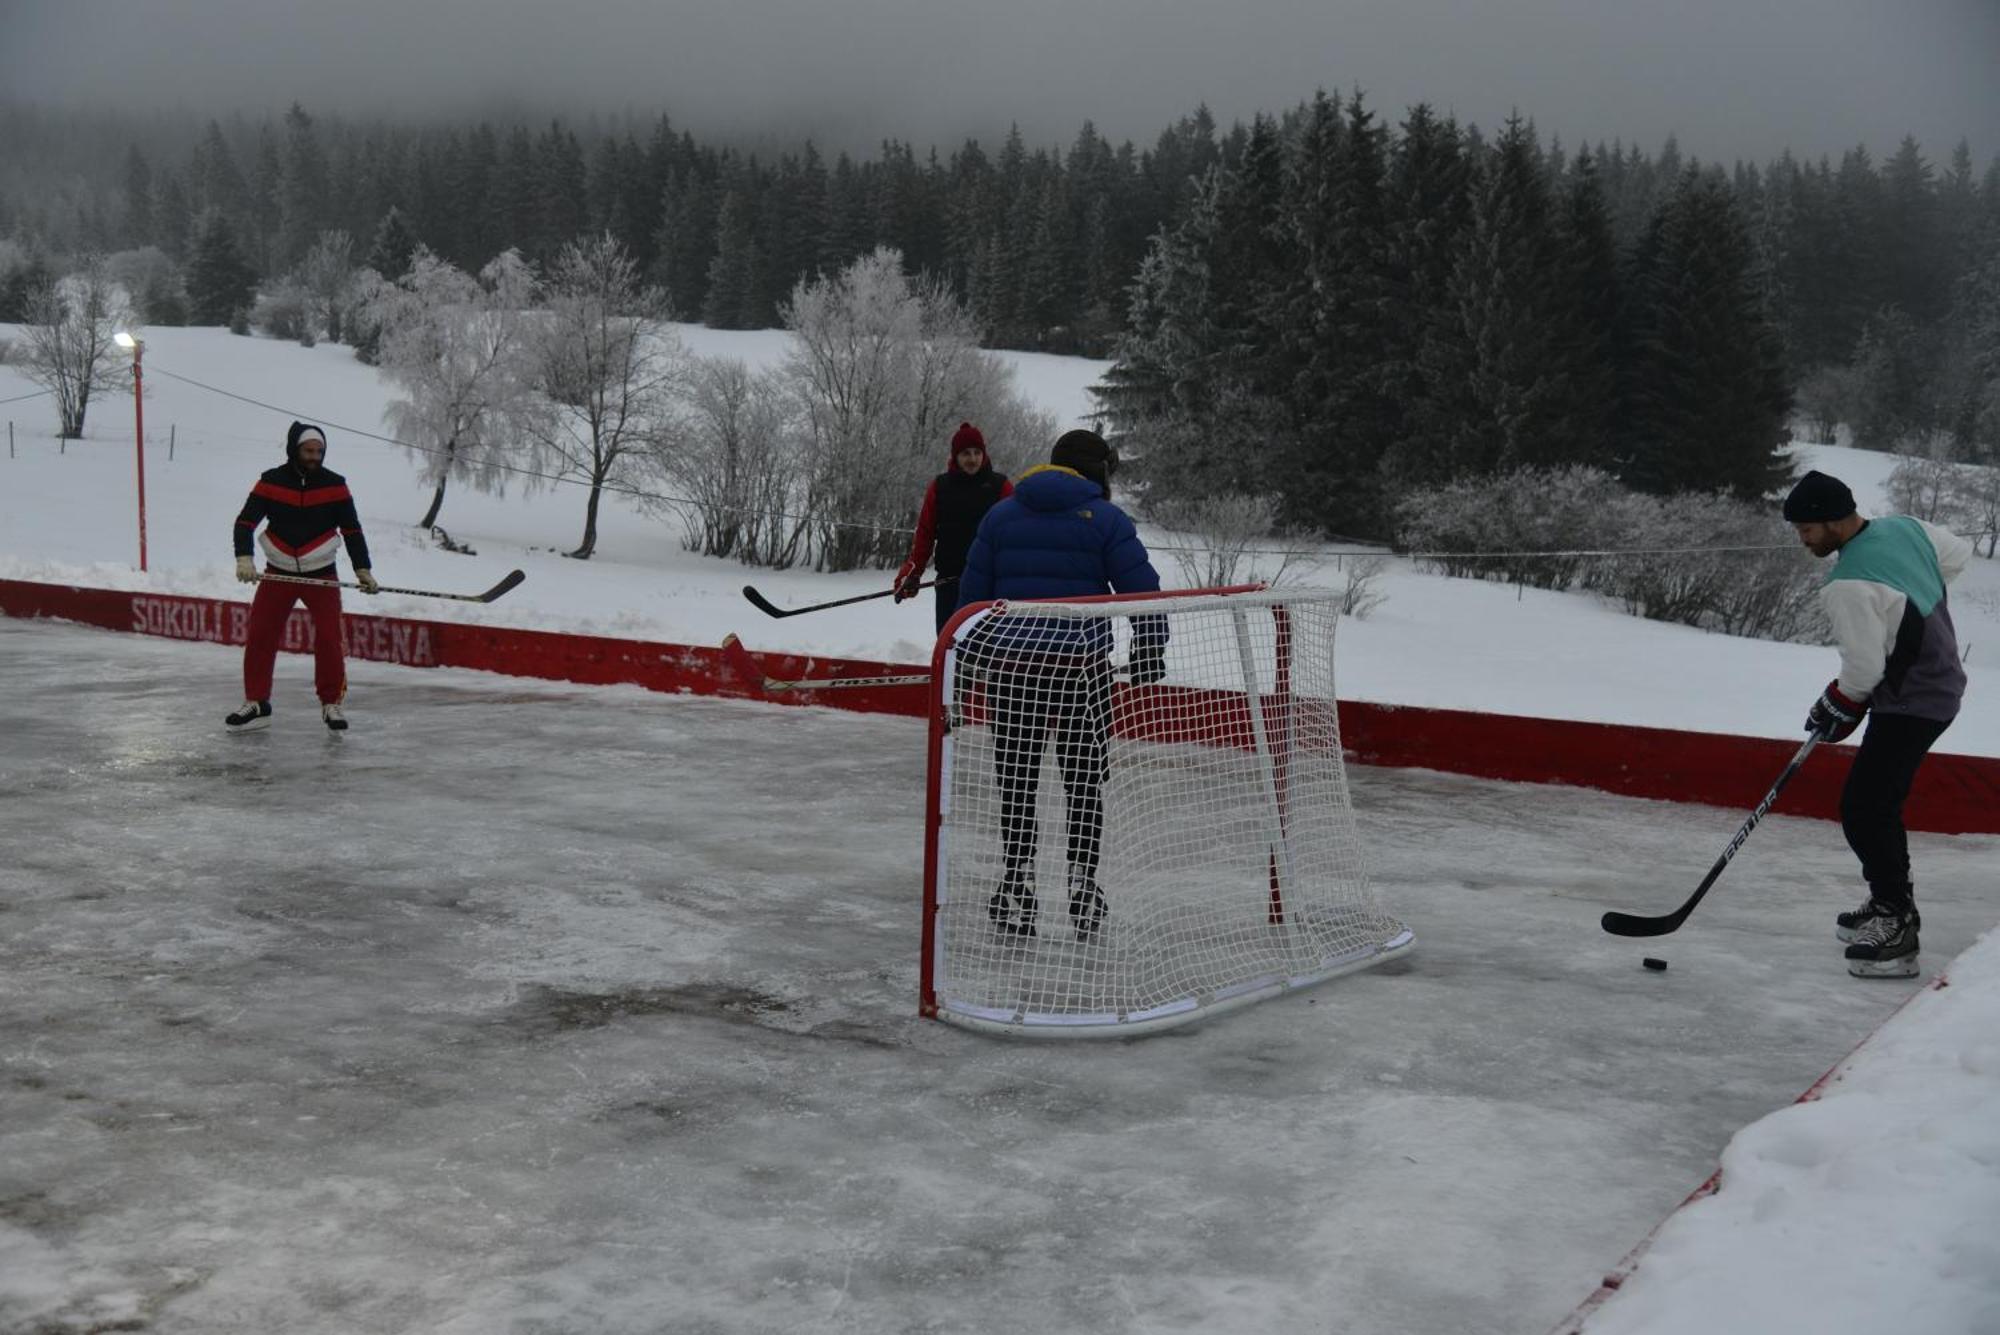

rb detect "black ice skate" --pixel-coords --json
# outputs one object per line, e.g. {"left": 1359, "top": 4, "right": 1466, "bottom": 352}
{"left": 1067, "top": 867, "right": 1107, "bottom": 941}
{"left": 1844, "top": 911, "right": 1920, "bottom": 978}
{"left": 988, "top": 870, "right": 1039, "bottom": 937}
{"left": 1836, "top": 893, "right": 1919, "bottom": 943}
{"left": 225, "top": 699, "right": 273, "bottom": 732}
{"left": 321, "top": 702, "right": 349, "bottom": 732}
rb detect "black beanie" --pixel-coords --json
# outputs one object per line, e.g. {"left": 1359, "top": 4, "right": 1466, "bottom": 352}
{"left": 1050, "top": 429, "right": 1117, "bottom": 495}
{"left": 1782, "top": 470, "right": 1856, "bottom": 523}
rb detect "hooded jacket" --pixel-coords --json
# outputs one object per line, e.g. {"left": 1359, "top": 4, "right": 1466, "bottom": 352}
{"left": 956, "top": 463, "right": 1162, "bottom": 656}
{"left": 232, "top": 425, "right": 372, "bottom": 575}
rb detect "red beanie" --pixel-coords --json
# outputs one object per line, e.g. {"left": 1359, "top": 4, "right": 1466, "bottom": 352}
{"left": 951, "top": 422, "right": 986, "bottom": 454}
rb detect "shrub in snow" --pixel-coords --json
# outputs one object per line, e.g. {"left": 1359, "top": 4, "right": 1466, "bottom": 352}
{"left": 1144, "top": 492, "right": 1326, "bottom": 593}
{"left": 1581, "top": 490, "right": 1825, "bottom": 643}
{"left": 1394, "top": 466, "right": 1628, "bottom": 590}
{"left": 644, "top": 354, "right": 802, "bottom": 567}
{"left": 1397, "top": 467, "right": 1824, "bottom": 643}
{"left": 253, "top": 274, "right": 311, "bottom": 342}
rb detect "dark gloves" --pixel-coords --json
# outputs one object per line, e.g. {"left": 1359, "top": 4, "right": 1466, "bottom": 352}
{"left": 1805, "top": 681, "right": 1866, "bottom": 742}
{"left": 1127, "top": 641, "right": 1167, "bottom": 686}
{"left": 893, "top": 567, "right": 923, "bottom": 602}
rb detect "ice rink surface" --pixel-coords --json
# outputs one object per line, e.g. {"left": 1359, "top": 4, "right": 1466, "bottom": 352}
{"left": 2, "top": 619, "right": 1993, "bottom": 1335}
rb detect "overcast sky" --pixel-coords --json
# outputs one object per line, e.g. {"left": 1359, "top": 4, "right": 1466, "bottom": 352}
{"left": 3, "top": 0, "right": 1996, "bottom": 163}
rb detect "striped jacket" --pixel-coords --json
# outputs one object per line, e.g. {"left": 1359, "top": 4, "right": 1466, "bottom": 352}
{"left": 232, "top": 465, "right": 373, "bottom": 575}
{"left": 1822, "top": 515, "right": 1971, "bottom": 723}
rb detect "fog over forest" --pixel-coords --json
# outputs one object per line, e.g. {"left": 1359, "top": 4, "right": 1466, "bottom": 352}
{"left": 3, "top": 0, "right": 1995, "bottom": 162}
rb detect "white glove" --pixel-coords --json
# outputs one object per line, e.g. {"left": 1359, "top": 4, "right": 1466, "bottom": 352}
{"left": 355, "top": 568, "right": 380, "bottom": 594}
{"left": 235, "top": 555, "right": 257, "bottom": 584}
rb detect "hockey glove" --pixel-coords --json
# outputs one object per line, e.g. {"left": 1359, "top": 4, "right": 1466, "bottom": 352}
{"left": 1127, "top": 642, "right": 1168, "bottom": 687}
{"left": 893, "top": 567, "right": 923, "bottom": 602}
{"left": 355, "top": 568, "right": 381, "bottom": 594}
{"left": 235, "top": 555, "right": 258, "bottom": 584}
{"left": 1805, "top": 681, "right": 1866, "bottom": 742}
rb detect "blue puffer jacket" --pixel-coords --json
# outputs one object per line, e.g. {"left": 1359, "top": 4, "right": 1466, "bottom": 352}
{"left": 957, "top": 464, "right": 1163, "bottom": 656}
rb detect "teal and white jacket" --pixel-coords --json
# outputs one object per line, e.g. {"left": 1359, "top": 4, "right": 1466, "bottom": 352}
{"left": 1822, "top": 516, "right": 1972, "bottom": 723}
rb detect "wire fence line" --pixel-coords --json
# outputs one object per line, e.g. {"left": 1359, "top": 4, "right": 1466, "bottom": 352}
{"left": 121, "top": 361, "right": 1796, "bottom": 566}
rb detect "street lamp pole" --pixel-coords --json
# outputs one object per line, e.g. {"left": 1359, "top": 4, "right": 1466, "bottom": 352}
{"left": 117, "top": 332, "right": 147, "bottom": 571}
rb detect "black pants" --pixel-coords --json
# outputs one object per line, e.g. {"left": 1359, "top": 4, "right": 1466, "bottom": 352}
{"left": 990, "top": 655, "right": 1113, "bottom": 881}
{"left": 1840, "top": 712, "right": 1951, "bottom": 908}
{"left": 934, "top": 581, "right": 960, "bottom": 635}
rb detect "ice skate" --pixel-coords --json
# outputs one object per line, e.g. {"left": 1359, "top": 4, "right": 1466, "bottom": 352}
{"left": 988, "top": 869, "right": 1038, "bottom": 937}
{"left": 225, "top": 699, "right": 272, "bottom": 732}
{"left": 1844, "top": 911, "right": 1920, "bottom": 978}
{"left": 321, "top": 702, "right": 348, "bottom": 732}
{"left": 1066, "top": 866, "right": 1107, "bottom": 941}
{"left": 1835, "top": 893, "right": 1918, "bottom": 943}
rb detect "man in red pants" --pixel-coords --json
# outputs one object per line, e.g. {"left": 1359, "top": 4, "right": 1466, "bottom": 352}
{"left": 227, "top": 421, "right": 378, "bottom": 732}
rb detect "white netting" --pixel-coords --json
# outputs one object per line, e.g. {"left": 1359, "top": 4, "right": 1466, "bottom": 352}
{"left": 923, "top": 588, "right": 1413, "bottom": 1037}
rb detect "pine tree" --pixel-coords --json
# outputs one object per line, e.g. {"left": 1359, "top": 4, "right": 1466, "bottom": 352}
{"left": 122, "top": 145, "right": 153, "bottom": 248}
{"left": 187, "top": 210, "right": 258, "bottom": 325}
{"left": 703, "top": 187, "right": 762, "bottom": 329}
{"left": 1270, "top": 93, "right": 1402, "bottom": 535}
{"left": 367, "top": 206, "right": 419, "bottom": 279}
{"left": 1619, "top": 173, "right": 1792, "bottom": 499}
{"left": 279, "top": 103, "right": 328, "bottom": 272}
{"left": 1540, "top": 150, "right": 1621, "bottom": 469}
{"left": 535, "top": 121, "right": 588, "bottom": 263}
{"left": 653, "top": 165, "right": 716, "bottom": 319}
{"left": 1380, "top": 105, "right": 1472, "bottom": 492}
{"left": 154, "top": 171, "right": 192, "bottom": 260}
{"left": 1407, "top": 115, "right": 1572, "bottom": 484}
{"left": 1880, "top": 135, "right": 1946, "bottom": 323}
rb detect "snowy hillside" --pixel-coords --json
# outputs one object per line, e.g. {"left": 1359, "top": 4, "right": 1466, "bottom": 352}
{"left": 2, "top": 323, "right": 1995, "bottom": 755}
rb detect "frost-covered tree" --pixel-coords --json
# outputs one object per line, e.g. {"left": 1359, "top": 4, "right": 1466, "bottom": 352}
{"left": 779, "top": 246, "right": 1054, "bottom": 570}
{"left": 647, "top": 355, "right": 800, "bottom": 565}
{"left": 370, "top": 247, "right": 541, "bottom": 533}
{"left": 298, "top": 230, "right": 357, "bottom": 343}
{"left": 17, "top": 257, "right": 135, "bottom": 439}
{"left": 525, "top": 233, "right": 681, "bottom": 559}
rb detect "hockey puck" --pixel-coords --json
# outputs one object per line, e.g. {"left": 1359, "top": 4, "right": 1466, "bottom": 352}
{"left": 1642, "top": 957, "right": 1669, "bottom": 971}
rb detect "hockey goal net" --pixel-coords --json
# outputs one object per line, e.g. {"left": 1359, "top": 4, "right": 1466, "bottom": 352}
{"left": 921, "top": 585, "right": 1412, "bottom": 1037}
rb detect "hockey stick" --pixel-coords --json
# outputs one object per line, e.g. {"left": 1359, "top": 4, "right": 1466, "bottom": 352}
{"left": 742, "top": 576, "right": 956, "bottom": 619}
{"left": 254, "top": 568, "right": 526, "bottom": 604}
{"left": 719, "top": 634, "right": 929, "bottom": 692}
{"left": 1600, "top": 731, "right": 1823, "bottom": 938}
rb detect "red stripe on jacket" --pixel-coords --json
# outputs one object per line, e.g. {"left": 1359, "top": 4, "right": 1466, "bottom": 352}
{"left": 253, "top": 480, "right": 354, "bottom": 508}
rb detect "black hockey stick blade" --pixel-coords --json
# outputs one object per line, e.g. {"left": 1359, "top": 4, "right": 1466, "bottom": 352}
{"left": 1599, "top": 733, "right": 1822, "bottom": 938}
{"left": 475, "top": 569, "right": 527, "bottom": 603}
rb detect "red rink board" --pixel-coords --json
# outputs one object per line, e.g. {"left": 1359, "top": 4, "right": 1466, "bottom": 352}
{"left": 4, "top": 577, "right": 1997, "bottom": 835}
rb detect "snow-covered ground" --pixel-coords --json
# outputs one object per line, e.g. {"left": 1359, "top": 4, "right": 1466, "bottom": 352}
{"left": 2, "top": 325, "right": 1998, "bottom": 1334}
{"left": 2, "top": 324, "right": 1997, "bottom": 753}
